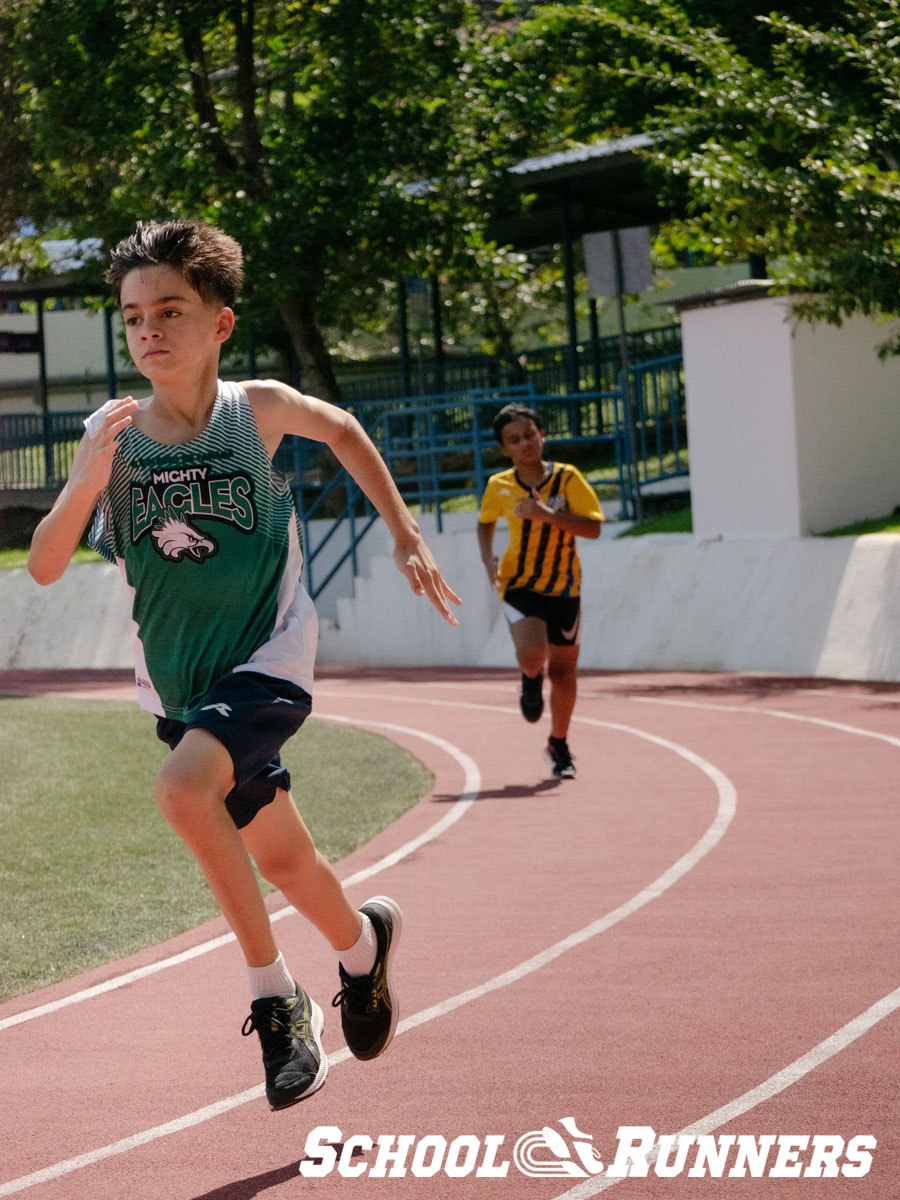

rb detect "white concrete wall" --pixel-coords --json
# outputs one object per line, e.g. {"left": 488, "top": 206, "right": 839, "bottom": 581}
{"left": 5, "top": 529, "right": 900, "bottom": 682}
{"left": 791, "top": 312, "right": 900, "bottom": 534}
{"left": 682, "top": 296, "right": 900, "bottom": 538}
{"left": 0, "top": 561, "right": 135, "bottom": 669}
{"left": 682, "top": 297, "right": 802, "bottom": 538}
{"left": 307, "top": 511, "right": 475, "bottom": 620}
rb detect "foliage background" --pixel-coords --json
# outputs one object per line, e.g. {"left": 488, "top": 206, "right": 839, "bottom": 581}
{"left": 4, "top": 0, "right": 900, "bottom": 372}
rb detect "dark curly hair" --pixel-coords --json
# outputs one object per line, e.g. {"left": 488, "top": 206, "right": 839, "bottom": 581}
{"left": 107, "top": 219, "right": 244, "bottom": 308}
{"left": 492, "top": 402, "right": 544, "bottom": 445}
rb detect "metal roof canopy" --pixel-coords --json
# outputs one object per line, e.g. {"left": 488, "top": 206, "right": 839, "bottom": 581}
{"left": 0, "top": 278, "right": 106, "bottom": 302}
{"left": 490, "top": 134, "right": 668, "bottom": 250}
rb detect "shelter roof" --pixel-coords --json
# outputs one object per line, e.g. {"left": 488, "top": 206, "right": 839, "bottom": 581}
{"left": 0, "top": 239, "right": 107, "bottom": 303}
{"left": 491, "top": 132, "right": 673, "bottom": 250}
{"left": 0, "top": 278, "right": 107, "bottom": 302}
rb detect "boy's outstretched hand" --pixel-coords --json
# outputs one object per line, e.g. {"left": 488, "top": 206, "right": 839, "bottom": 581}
{"left": 393, "top": 536, "right": 462, "bottom": 626}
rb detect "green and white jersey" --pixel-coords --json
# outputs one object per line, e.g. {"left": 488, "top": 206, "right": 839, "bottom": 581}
{"left": 89, "top": 380, "right": 317, "bottom": 721}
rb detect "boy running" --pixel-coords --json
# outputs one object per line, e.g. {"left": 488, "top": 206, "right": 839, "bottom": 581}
{"left": 477, "top": 403, "right": 602, "bottom": 779}
{"left": 28, "top": 218, "right": 461, "bottom": 1110}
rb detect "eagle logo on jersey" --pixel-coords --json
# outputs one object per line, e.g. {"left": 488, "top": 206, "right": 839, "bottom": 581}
{"left": 151, "top": 512, "right": 217, "bottom": 562}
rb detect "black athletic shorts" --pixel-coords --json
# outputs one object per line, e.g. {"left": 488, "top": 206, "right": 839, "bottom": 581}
{"left": 156, "top": 670, "right": 313, "bottom": 829}
{"left": 502, "top": 587, "right": 582, "bottom": 646}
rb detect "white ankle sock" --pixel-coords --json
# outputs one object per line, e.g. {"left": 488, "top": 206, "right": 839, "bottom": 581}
{"left": 338, "top": 913, "right": 377, "bottom": 977}
{"left": 247, "top": 951, "right": 295, "bottom": 1000}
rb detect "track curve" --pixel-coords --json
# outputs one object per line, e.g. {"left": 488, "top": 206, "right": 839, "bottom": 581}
{"left": 1, "top": 668, "right": 898, "bottom": 1199}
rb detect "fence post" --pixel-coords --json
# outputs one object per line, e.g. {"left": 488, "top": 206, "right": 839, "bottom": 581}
{"left": 426, "top": 405, "right": 442, "bottom": 533}
{"left": 35, "top": 300, "right": 56, "bottom": 485}
{"left": 397, "top": 278, "right": 412, "bottom": 397}
{"left": 560, "top": 199, "right": 581, "bottom": 397}
{"left": 103, "top": 305, "right": 118, "bottom": 401}
{"left": 430, "top": 274, "right": 445, "bottom": 395}
{"left": 616, "top": 368, "right": 643, "bottom": 524}
{"left": 612, "top": 230, "right": 643, "bottom": 524}
{"left": 471, "top": 399, "right": 486, "bottom": 499}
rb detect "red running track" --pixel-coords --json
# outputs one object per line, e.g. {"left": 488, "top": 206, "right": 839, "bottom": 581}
{"left": 1, "top": 667, "right": 899, "bottom": 1199}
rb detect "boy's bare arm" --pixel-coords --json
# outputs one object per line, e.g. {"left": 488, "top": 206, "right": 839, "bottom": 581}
{"left": 248, "top": 381, "right": 462, "bottom": 624}
{"left": 476, "top": 520, "right": 500, "bottom": 589}
{"left": 513, "top": 489, "right": 602, "bottom": 539}
{"left": 28, "top": 398, "right": 138, "bottom": 585}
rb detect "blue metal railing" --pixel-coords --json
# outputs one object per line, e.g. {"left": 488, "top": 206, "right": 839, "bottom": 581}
{"left": 0, "top": 355, "right": 687, "bottom": 599}
{"left": 274, "top": 385, "right": 629, "bottom": 599}
{"left": 337, "top": 323, "right": 683, "bottom": 405}
{"left": 623, "top": 354, "right": 688, "bottom": 490}
{"left": 0, "top": 410, "right": 88, "bottom": 489}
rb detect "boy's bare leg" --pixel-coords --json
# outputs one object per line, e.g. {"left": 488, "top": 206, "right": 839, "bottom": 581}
{"left": 239, "top": 789, "right": 362, "bottom": 952}
{"left": 509, "top": 615, "right": 547, "bottom": 678}
{"left": 243, "top": 789, "right": 403, "bottom": 1064}
{"left": 547, "top": 641, "right": 580, "bottom": 740}
{"left": 155, "top": 728, "right": 280, "bottom": 967}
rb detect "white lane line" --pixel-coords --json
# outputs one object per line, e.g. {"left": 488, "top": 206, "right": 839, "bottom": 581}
{"left": 552, "top": 984, "right": 900, "bottom": 1198}
{"left": 0, "top": 719, "right": 735, "bottom": 1197}
{"left": 314, "top": 717, "right": 481, "bottom": 888}
{"left": 546, "top": 694, "right": 900, "bottom": 1199}
{"left": 630, "top": 695, "right": 900, "bottom": 750}
{"left": 397, "top": 716, "right": 735, "bottom": 1035}
{"left": 0, "top": 716, "right": 480, "bottom": 1033}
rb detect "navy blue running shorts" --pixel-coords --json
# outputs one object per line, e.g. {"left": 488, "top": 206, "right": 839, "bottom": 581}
{"left": 156, "top": 670, "right": 313, "bottom": 829}
{"left": 502, "top": 587, "right": 582, "bottom": 646}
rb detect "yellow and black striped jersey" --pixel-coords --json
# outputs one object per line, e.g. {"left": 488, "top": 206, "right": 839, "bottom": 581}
{"left": 478, "top": 462, "right": 603, "bottom": 598}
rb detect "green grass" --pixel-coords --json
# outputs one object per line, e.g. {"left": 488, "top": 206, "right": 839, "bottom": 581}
{"left": 617, "top": 506, "right": 693, "bottom": 537}
{"left": 0, "top": 696, "right": 432, "bottom": 1002}
{"left": 617, "top": 506, "right": 900, "bottom": 539}
{"left": 0, "top": 546, "right": 97, "bottom": 570}
{"left": 819, "top": 511, "right": 900, "bottom": 537}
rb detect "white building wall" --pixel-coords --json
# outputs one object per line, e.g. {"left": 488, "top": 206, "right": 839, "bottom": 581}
{"left": 682, "top": 296, "right": 802, "bottom": 538}
{"left": 682, "top": 293, "right": 900, "bottom": 538}
{"left": 791, "top": 311, "right": 900, "bottom": 534}
{"left": 0, "top": 309, "right": 132, "bottom": 413}
{"left": 0, "top": 308, "right": 131, "bottom": 378}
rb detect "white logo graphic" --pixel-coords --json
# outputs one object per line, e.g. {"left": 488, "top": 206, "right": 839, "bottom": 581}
{"left": 514, "top": 1118, "right": 605, "bottom": 1178}
{"left": 151, "top": 513, "right": 216, "bottom": 561}
{"left": 560, "top": 611, "right": 581, "bottom": 643}
{"left": 298, "top": 1120, "right": 876, "bottom": 1181}
{"left": 200, "top": 703, "right": 232, "bottom": 718}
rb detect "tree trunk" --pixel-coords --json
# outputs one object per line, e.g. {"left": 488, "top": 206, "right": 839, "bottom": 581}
{"left": 278, "top": 293, "right": 343, "bottom": 407}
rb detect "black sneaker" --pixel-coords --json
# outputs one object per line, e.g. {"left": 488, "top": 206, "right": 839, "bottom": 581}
{"left": 242, "top": 983, "right": 328, "bottom": 1110}
{"left": 332, "top": 896, "right": 402, "bottom": 1061}
{"left": 519, "top": 671, "right": 544, "bottom": 723}
{"left": 543, "top": 738, "right": 576, "bottom": 779}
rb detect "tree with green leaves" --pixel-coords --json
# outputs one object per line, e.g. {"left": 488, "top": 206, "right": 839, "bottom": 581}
{"left": 496, "top": 0, "right": 900, "bottom": 348}
{"left": 4, "top": 0, "right": 501, "bottom": 400}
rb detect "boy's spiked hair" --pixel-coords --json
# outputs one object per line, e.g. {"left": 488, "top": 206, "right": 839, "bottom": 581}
{"left": 492, "top": 402, "right": 544, "bottom": 445}
{"left": 107, "top": 219, "right": 244, "bottom": 308}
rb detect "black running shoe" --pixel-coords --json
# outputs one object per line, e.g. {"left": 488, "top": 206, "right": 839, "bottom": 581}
{"left": 242, "top": 984, "right": 328, "bottom": 1110}
{"left": 543, "top": 738, "right": 576, "bottom": 779}
{"left": 332, "top": 896, "right": 402, "bottom": 1061}
{"left": 519, "top": 671, "right": 544, "bottom": 723}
